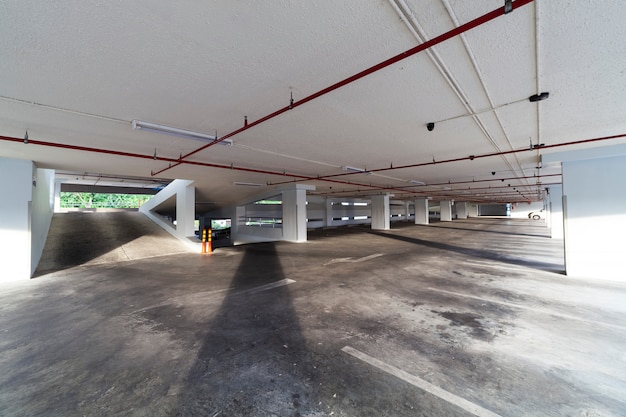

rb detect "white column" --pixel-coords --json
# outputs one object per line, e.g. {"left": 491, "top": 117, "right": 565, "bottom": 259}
{"left": 371, "top": 195, "right": 390, "bottom": 230}
{"left": 561, "top": 154, "right": 626, "bottom": 280}
{"left": 440, "top": 200, "right": 453, "bottom": 222}
{"left": 325, "top": 198, "right": 334, "bottom": 227}
{"left": 140, "top": 179, "right": 197, "bottom": 248}
{"left": 467, "top": 203, "right": 479, "bottom": 217}
{"left": 282, "top": 186, "right": 308, "bottom": 242}
{"left": 456, "top": 202, "right": 468, "bottom": 219}
{"left": 404, "top": 201, "right": 411, "bottom": 221}
{"left": 0, "top": 158, "right": 34, "bottom": 281}
{"left": 414, "top": 198, "right": 429, "bottom": 225}
{"left": 176, "top": 182, "right": 196, "bottom": 238}
{"left": 548, "top": 185, "right": 563, "bottom": 239}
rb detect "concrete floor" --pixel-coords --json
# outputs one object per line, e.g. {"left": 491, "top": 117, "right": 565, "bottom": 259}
{"left": 1, "top": 212, "right": 625, "bottom": 416}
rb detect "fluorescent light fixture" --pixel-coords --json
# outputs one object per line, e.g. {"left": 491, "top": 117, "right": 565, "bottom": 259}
{"left": 132, "top": 120, "right": 233, "bottom": 146}
{"left": 341, "top": 166, "right": 371, "bottom": 175}
{"left": 233, "top": 181, "right": 262, "bottom": 187}
{"left": 409, "top": 180, "right": 425, "bottom": 185}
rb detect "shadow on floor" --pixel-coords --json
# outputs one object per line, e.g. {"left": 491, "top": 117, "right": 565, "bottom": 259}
{"left": 368, "top": 230, "right": 564, "bottom": 274}
{"left": 420, "top": 223, "right": 550, "bottom": 239}
{"left": 173, "top": 243, "right": 319, "bottom": 416}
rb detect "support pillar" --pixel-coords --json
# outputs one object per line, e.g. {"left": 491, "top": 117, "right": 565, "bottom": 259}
{"left": 0, "top": 157, "right": 54, "bottom": 282}
{"left": 405, "top": 201, "right": 411, "bottom": 221}
{"left": 455, "top": 202, "right": 468, "bottom": 219}
{"left": 325, "top": 198, "right": 334, "bottom": 227}
{"left": 440, "top": 200, "right": 453, "bottom": 222}
{"left": 176, "top": 182, "right": 196, "bottom": 238}
{"left": 282, "top": 186, "right": 309, "bottom": 242}
{"left": 53, "top": 179, "right": 63, "bottom": 212}
{"left": 371, "top": 195, "right": 390, "bottom": 230}
{"left": 542, "top": 144, "right": 626, "bottom": 281}
{"left": 414, "top": 198, "right": 429, "bottom": 225}
{"left": 467, "top": 203, "right": 479, "bottom": 217}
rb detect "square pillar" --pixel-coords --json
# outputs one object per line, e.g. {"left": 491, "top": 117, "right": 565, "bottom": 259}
{"left": 371, "top": 195, "right": 390, "bottom": 230}
{"left": 414, "top": 198, "right": 429, "bottom": 225}
{"left": 325, "top": 198, "right": 334, "bottom": 227}
{"left": 282, "top": 186, "right": 309, "bottom": 242}
{"left": 176, "top": 183, "right": 196, "bottom": 238}
{"left": 440, "top": 200, "right": 453, "bottom": 222}
{"left": 561, "top": 154, "right": 626, "bottom": 280}
{"left": 467, "top": 203, "right": 479, "bottom": 218}
{"left": 455, "top": 202, "right": 468, "bottom": 219}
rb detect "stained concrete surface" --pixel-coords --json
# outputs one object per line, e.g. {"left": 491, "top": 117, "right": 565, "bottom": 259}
{"left": 1, "top": 215, "right": 625, "bottom": 416}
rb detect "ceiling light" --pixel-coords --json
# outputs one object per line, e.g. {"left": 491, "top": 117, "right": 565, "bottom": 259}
{"left": 409, "top": 180, "right": 425, "bottom": 185}
{"left": 342, "top": 166, "right": 371, "bottom": 175}
{"left": 132, "top": 120, "right": 233, "bottom": 146}
{"left": 233, "top": 182, "right": 262, "bottom": 187}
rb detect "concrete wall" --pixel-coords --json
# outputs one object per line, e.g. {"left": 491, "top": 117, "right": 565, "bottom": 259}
{"left": 562, "top": 154, "right": 626, "bottom": 281}
{"left": 0, "top": 157, "right": 55, "bottom": 281}
{"left": 30, "top": 167, "right": 55, "bottom": 274}
{"left": 140, "top": 179, "right": 198, "bottom": 250}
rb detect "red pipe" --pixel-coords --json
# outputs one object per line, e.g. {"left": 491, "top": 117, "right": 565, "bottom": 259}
{"left": 2, "top": 132, "right": 624, "bottom": 202}
{"left": 0, "top": 134, "right": 419, "bottom": 196}
{"left": 152, "top": 0, "right": 535, "bottom": 176}
{"left": 271, "top": 133, "right": 626, "bottom": 185}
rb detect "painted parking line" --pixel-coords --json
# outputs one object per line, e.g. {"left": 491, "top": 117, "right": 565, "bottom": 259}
{"left": 131, "top": 279, "right": 295, "bottom": 314}
{"left": 427, "top": 287, "right": 626, "bottom": 331}
{"left": 240, "top": 278, "right": 296, "bottom": 295}
{"left": 325, "top": 253, "right": 384, "bottom": 265}
{"left": 342, "top": 346, "right": 502, "bottom": 417}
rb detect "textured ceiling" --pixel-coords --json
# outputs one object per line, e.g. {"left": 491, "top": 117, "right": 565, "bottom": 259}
{"left": 1, "top": 0, "right": 625, "bottom": 212}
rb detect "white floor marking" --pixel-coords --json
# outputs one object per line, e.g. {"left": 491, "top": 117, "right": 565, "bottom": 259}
{"left": 325, "top": 253, "right": 384, "bottom": 265}
{"left": 342, "top": 346, "right": 502, "bottom": 417}
{"left": 240, "top": 278, "right": 296, "bottom": 295}
{"left": 131, "top": 279, "right": 295, "bottom": 314}
{"left": 427, "top": 287, "right": 626, "bottom": 331}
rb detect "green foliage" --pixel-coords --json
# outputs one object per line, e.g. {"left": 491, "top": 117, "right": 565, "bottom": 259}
{"left": 60, "top": 192, "right": 152, "bottom": 209}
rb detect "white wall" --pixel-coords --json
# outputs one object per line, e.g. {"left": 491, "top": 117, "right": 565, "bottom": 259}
{"left": 140, "top": 179, "right": 198, "bottom": 250}
{"left": 0, "top": 158, "right": 54, "bottom": 281}
{"left": 562, "top": 154, "right": 626, "bottom": 281}
{"left": 30, "top": 167, "right": 55, "bottom": 274}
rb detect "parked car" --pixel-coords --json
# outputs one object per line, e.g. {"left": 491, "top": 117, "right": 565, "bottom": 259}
{"left": 528, "top": 209, "right": 545, "bottom": 220}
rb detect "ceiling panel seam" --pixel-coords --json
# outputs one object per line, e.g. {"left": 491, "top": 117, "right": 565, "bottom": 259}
{"left": 388, "top": 0, "right": 523, "bottom": 185}
{"left": 440, "top": 0, "right": 531, "bottom": 188}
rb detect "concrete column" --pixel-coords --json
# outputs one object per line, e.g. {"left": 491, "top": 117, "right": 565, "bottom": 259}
{"left": 53, "top": 179, "right": 63, "bottom": 212}
{"left": 440, "top": 200, "right": 453, "bottom": 222}
{"left": 467, "top": 203, "right": 479, "bottom": 217}
{"left": 405, "top": 201, "right": 411, "bottom": 221}
{"left": 548, "top": 185, "right": 563, "bottom": 239}
{"left": 0, "top": 158, "right": 54, "bottom": 282}
{"left": 414, "top": 198, "right": 429, "bottom": 225}
{"left": 325, "top": 198, "right": 334, "bottom": 227}
{"left": 282, "top": 186, "right": 308, "bottom": 242}
{"left": 560, "top": 154, "right": 626, "bottom": 280}
{"left": 455, "top": 202, "right": 468, "bottom": 219}
{"left": 176, "top": 182, "right": 196, "bottom": 238}
{"left": 371, "top": 195, "right": 390, "bottom": 230}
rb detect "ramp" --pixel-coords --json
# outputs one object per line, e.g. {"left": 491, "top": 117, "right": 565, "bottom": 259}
{"left": 35, "top": 211, "right": 191, "bottom": 275}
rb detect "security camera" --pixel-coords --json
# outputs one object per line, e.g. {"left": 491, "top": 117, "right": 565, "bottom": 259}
{"left": 427, "top": 122, "right": 435, "bottom": 131}
{"left": 491, "top": 171, "right": 496, "bottom": 176}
